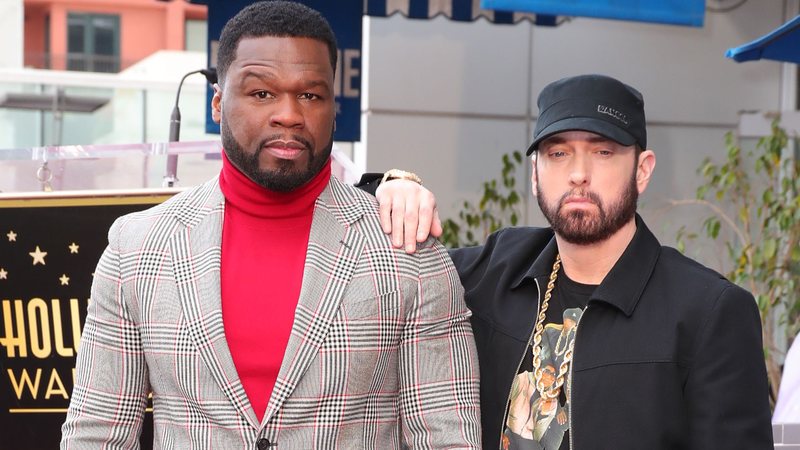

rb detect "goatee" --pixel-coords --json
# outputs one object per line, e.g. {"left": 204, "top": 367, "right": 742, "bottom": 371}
{"left": 536, "top": 171, "right": 638, "bottom": 245}
{"left": 221, "top": 120, "right": 333, "bottom": 192}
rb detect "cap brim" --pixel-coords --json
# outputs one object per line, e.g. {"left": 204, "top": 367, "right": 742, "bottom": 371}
{"left": 526, "top": 117, "right": 637, "bottom": 155}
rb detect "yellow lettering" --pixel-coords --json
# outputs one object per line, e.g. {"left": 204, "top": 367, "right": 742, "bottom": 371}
{"left": 51, "top": 299, "right": 73, "bottom": 357}
{"left": 70, "top": 299, "right": 82, "bottom": 352}
{"left": 27, "top": 298, "right": 52, "bottom": 358}
{"left": 7, "top": 368, "right": 42, "bottom": 400}
{"left": 1, "top": 300, "right": 27, "bottom": 357}
{"left": 45, "top": 368, "right": 68, "bottom": 399}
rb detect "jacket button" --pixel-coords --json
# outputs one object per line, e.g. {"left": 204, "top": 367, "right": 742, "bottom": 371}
{"left": 256, "top": 438, "right": 271, "bottom": 450}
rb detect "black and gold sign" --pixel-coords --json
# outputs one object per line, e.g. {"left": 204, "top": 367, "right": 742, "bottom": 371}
{"left": 0, "top": 191, "right": 176, "bottom": 450}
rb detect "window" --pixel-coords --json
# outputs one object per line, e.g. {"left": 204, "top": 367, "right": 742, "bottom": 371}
{"left": 67, "top": 13, "right": 120, "bottom": 73}
{"left": 185, "top": 19, "right": 207, "bottom": 52}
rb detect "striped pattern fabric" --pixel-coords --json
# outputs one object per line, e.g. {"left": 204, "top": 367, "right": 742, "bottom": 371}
{"left": 365, "top": 0, "right": 555, "bottom": 25}
{"left": 61, "top": 176, "right": 481, "bottom": 449}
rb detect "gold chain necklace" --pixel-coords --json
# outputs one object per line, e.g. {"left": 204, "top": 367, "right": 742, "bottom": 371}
{"left": 531, "top": 254, "right": 575, "bottom": 400}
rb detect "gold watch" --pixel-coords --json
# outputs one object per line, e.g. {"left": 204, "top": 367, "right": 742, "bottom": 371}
{"left": 381, "top": 169, "right": 423, "bottom": 185}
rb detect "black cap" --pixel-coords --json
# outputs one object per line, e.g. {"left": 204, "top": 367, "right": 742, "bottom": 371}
{"left": 527, "top": 74, "right": 646, "bottom": 155}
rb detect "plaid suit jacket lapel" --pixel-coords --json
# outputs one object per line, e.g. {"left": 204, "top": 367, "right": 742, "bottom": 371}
{"left": 263, "top": 176, "right": 366, "bottom": 424}
{"left": 168, "top": 179, "right": 260, "bottom": 429}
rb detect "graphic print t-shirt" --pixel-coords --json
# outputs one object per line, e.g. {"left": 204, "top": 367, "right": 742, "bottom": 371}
{"left": 502, "top": 269, "right": 596, "bottom": 450}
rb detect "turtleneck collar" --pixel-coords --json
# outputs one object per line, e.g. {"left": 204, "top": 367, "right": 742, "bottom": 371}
{"left": 218, "top": 150, "right": 331, "bottom": 220}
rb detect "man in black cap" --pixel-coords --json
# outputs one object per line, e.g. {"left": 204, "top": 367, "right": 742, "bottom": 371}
{"left": 365, "top": 74, "right": 773, "bottom": 449}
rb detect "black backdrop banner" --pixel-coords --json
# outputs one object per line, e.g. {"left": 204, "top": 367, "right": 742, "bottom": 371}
{"left": 0, "top": 192, "right": 177, "bottom": 450}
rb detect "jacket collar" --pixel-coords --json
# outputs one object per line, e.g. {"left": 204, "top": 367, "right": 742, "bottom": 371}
{"left": 171, "top": 175, "right": 226, "bottom": 228}
{"left": 591, "top": 214, "right": 660, "bottom": 316}
{"left": 167, "top": 174, "right": 368, "bottom": 428}
{"left": 511, "top": 233, "right": 558, "bottom": 289}
{"left": 513, "top": 214, "right": 661, "bottom": 316}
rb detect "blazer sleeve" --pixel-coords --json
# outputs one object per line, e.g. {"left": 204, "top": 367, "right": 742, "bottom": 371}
{"left": 398, "top": 238, "right": 482, "bottom": 449}
{"left": 61, "top": 218, "right": 149, "bottom": 449}
{"left": 447, "top": 228, "right": 508, "bottom": 290}
{"left": 684, "top": 284, "right": 773, "bottom": 449}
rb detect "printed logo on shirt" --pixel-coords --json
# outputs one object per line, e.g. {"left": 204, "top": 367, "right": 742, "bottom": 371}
{"left": 502, "top": 307, "right": 583, "bottom": 450}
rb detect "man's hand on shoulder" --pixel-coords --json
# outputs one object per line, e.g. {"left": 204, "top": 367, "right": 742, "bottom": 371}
{"left": 376, "top": 179, "right": 442, "bottom": 254}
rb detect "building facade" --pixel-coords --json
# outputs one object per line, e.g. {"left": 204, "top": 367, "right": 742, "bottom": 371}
{"left": 23, "top": 0, "right": 207, "bottom": 72}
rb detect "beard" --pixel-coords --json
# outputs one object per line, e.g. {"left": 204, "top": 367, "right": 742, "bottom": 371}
{"left": 221, "top": 120, "right": 333, "bottom": 192}
{"left": 536, "top": 170, "right": 638, "bottom": 245}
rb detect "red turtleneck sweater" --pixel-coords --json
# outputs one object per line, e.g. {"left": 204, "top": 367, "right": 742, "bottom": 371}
{"left": 218, "top": 152, "right": 330, "bottom": 422}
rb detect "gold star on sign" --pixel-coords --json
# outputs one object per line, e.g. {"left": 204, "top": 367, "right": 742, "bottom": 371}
{"left": 29, "top": 246, "right": 47, "bottom": 265}
{"left": 69, "top": 242, "right": 80, "bottom": 254}
{"left": 59, "top": 274, "right": 70, "bottom": 286}
{"left": 6, "top": 230, "right": 16, "bottom": 242}
{"left": 0, "top": 268, "right": 7, "bottom": 279}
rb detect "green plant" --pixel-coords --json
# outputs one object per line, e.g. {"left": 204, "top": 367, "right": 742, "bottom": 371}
{"left": 674, "top": 121, "right": 800, "bottom": 403}
{"left": 441, "top": 150, "right": 524, "bottom": 248}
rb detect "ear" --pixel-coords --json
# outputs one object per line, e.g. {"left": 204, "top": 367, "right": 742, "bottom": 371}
{"left": 635, "top": 149, "right": 656, "bottom": 194}
{"left": 211, "top": 83, "right": 222, "bottom": 124}
{"left": 530, "top": 156, "right": 539, "bottom": 198}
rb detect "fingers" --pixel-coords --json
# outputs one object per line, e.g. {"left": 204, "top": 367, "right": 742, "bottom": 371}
{"left": 415, "top": 191, "right": 436, "bottom": 243}
{"left": 376, "top": 179, "right": 440, "bottom": 253}
{"left": 376, "top": 184, "right": 394, "bottom": 235}
{"left": 403, "top": 193, "right": 420, "bottom": 253}
{"left": 377, "top": 181, "right": 410, "bottom": 249}
{"left": 391, "top": 194, "right": 406, "bottom": 249}
{"left": 430, "top": 208, "right": 443, "bottom": 239}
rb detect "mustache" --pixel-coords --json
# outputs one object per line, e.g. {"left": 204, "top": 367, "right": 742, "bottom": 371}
{"left": 257, "top": 134, "right": 313, "bottom": 152}
{"left": 557, "top": 189, "right": 603, "bottom": 209}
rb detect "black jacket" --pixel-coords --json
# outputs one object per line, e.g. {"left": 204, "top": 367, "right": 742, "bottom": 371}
{"left": 450, "top": 216, "right": 773, "bottom": 450}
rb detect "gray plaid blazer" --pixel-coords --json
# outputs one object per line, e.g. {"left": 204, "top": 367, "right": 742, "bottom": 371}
{"left": 61, "top": 175, "right": 481, "bottom": 449}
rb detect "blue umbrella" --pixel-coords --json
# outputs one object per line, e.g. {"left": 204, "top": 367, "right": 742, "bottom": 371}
{"left": 726, "top": 15, "right": 800, "bottom": 64}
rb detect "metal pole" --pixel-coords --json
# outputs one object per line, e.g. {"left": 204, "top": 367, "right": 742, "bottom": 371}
{"left": 52, "top": 87, "right": 64, "bottom": 146}
{"left": 163, "top": 68, "right": 217, "bottom": 187}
